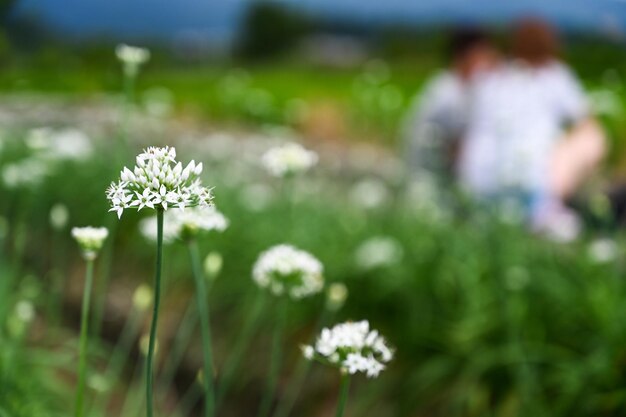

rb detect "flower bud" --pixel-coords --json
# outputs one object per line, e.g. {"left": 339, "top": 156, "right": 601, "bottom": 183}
{"left": 71, "top": 226, "right": 108, "bottom": 261}
{"left": 132, "top": 284, "right": 153, "bottom": 312}
{"left": 204, "top": 252, "right": 223, "bottom": 280}
{"left": 139, "top": 334, "right": 158, "bottom": 357}
{"left": 326, "top": 283, "right": 348, "bottom": 312}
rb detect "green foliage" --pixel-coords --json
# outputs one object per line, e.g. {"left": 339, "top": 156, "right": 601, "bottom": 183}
{"left": 2, "top": 124, "right": 626, "bottom": 415}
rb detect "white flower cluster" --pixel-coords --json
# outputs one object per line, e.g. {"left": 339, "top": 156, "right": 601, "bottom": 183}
{"left": 252, "top": 244, "right": 324, "bottom": 299}
{"left": 116, "top": 44, "right": 150, "bottom": 76}
{"left": 2, "top": 158, "right": 48, "bottom": 188}
{"left": 71, "top": 227, "right": 109, "bottom": 260}
{"left": 261, "top": 142, "right": 318, "bottom": 177}
{"left": 26, "top": 127, "right": 93, "bottom": 161}
{"left": 354, "top": 236, "right": 403, "bottom": 270}
{"left": 139, "top": 206, "right": 228, "bottom": 243}
{"left": 1, "top": 127, "right": 93, "bottom": 189}
{"left": 106, "top": 146, "right": 213, "bottom": 218}
{"left": 303, "top": 320, "right": 393, "bottom": 378}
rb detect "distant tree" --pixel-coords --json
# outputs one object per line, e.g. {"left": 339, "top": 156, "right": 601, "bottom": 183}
{"left": 0, "top": 0, "right": 18, "bottom": 23}
{"left": 236, "top": 1, "right": 314, "bottom": 60}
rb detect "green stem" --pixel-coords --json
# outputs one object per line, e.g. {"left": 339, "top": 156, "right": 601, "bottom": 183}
{"left": 335, "top": 373, "right": 351, "bottom": 417}
{"left": 159, "top": 302, "right": 198, "bottom": 392}
{"left": 273, "top": 308, "right": 331, "bottom": 417}
{"left": 188, "top": 239, "right": 215, "bottom": 417}
{"left": 120, "top": 71, "right": 136, "bottom": 147}
{"left": 146, "top": 209, "right": 164, "bottom": 417}
{"left": 91, "top": 218, "right": 119, "bottom": 338}
{"left": 258, "top": 299, "right": 287, "bottom": 417}
{"left": 74, "top": 259, "right": 95, "bottom": 417}
{"left": 216, "top": 292, "right": 265, "bottom": 408}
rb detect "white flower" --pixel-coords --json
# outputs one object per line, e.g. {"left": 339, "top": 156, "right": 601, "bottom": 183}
{"left": 349, "top": 178, "right": 390, "bottom": 210}
{"left": 14, "top": 300, "right": 35, "bottom": 323}
{"left": 252, "top": 244, "right": 324, "bottom": 299}
{"left": 303, "top": 320, "right": 393, "bottom": 378}
{"left": 354, "top": 236, "right": 403, "bottom": 270}
{"left": 301, "top": 345, "right": 315, "bottom": 360}
{"left": 72, "top": 226, "right": 108, "bottom": 260}
{"left": 116, "top": 44, "right": 150, "bottom": 76}
{"left": 27, "top": 128, "right": 93, "bottom": 161}
{"left": 107, "top": 146, "right": 213, "bottom": 219}
{"left": 49, "top": 204, "right": 69, "bottom": 230}
{"left": 239, "top": 183, "right": 274, "bottom": 212}
{"left": 139, "top": 206, "right": 228, "bottom": 243}
{"left": 588, "top": 238, "right": 618, "bottom": 263}
{"left": 261, "top": 142, "right": 318, "bottom": 177}
{"left": 2, "top": 157, "right": 49, "bottom": 188}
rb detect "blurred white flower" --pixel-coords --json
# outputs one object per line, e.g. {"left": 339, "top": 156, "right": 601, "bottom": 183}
{"left": 326, "top": 283, "right": 348, "bottom": 312}
{"left": 239, "top": 183, "right": 274, "bottom": 212}
{"left": 106, "top": 146, "right": 213, "bottom": 218}
{"left": 139, "top": 206, "right": 228, "bottom": 243}
{"left": 27, "top": 128, "right": 93, "bottom": 161}
{"left": 302, "top": 320, "right": 393, "bottom": 378}
{"left": 14, "top": 300, "right": 35, "bottom": 323}
{"left": 2, "top": 157, "right": 49, "bottom": 188}
{"left": 252, "top": 244, "right": 324, "bottom": 299}
{"left": 261, "top": 142, "right": 318, "bottom": 177}
{"left": 404, "top": 174, "right": 448, "bottom": 221}
{"left": 6, "top": 300, "right": 35, "bottom": 338}
{"left": 589, "top": 89, "right": 622, "bottom": 116}
{"left": 143, "top": 87, "right": 174, "bottom": 117}
{"left": 71, "top": 226, "right": 108, "bottom": 260}
{"left": 354, "top": 236, "right": 403, "bottom": 270}
{"left": 349, "top": 178, "right": 390, "bottom": 210}
{"left": 49, "top": 203, "right": 69, "bottom": 230}
{"left": 588, "top": 238, "right": 618, "bottom": 263}
{"left": 116, "top": 44, "right": 150, "bottom": 76}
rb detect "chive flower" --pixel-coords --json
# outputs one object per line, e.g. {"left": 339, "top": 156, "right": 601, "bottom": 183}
{"left": 252, "top": 244, "right": 324, "bottom": 299}
{"left": 302, "top": 320, "right": 393, "bottom": 378}
{"left": 106, "top": 146, "right": 213, "bottom": 218}
{"left": 261, "top": 142, "right": 318, "bottom": 177}
{"left": 116, "top": 44, "right": 150, "bottom": 76}
{"left": 71, "top": 227, "right": 109, "bottom": 261}
{"left": 139, "top": 206, "right": 228, "bottom": 243}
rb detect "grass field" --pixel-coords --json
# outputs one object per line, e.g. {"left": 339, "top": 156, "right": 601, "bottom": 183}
{"left": 1, "top": 39, "right": 626, "bottom": 417}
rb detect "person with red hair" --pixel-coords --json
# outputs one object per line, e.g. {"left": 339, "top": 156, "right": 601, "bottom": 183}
{"left": 458, "top": 18, "right": 605, "bottom": 240}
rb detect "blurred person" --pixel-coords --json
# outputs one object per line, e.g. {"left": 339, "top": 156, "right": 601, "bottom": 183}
{"left": 457, "top": 18, "right": 605, "bottom": 240}
{"left": 402, "top": 27, "right": 499, "bottom": 184}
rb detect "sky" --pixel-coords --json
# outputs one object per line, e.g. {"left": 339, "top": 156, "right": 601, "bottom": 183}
{"left": 14, "top": 0, "right": 626, "bottom": 42}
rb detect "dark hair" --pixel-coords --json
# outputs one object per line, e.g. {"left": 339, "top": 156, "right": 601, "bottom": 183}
{"left": 446, "top": 27, "right": 490, "bottom": 62}
{"left": 512, "top": 17, "right": 559, "bottom": 65}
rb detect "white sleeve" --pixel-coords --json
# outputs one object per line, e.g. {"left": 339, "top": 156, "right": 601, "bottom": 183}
{"left": 402, "top": 74, "right": 463, "bottom": 175}
{"left": 550, "top": 64, "right": 590, "bottom": 123}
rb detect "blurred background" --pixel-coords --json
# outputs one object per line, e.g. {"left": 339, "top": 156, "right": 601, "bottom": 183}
{"left": 2, "top": 1, "right": 626, "bottom": 417}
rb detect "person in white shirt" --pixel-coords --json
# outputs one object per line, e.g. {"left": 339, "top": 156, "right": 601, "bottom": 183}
{"left": 403, "top": 28, "right": 499, "bottom": 183}
{"left": 457, "top": 18, "right": 605, "bottom": 239}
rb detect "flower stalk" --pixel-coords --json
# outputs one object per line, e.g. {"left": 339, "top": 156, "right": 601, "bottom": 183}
{"left": 146, "top": 208, "right": 164, "bottom": 417}
{"left": 188, "top": 238, "right": 215, "bottom": 417}
{"left": 258, "top": 299, "right": 287, "bottom": 417}
{"left": 74, "top": 258, "right": 94, "bottom": 417}
{"left": 335, "top": 373, "right": 351, "bottom": 417}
